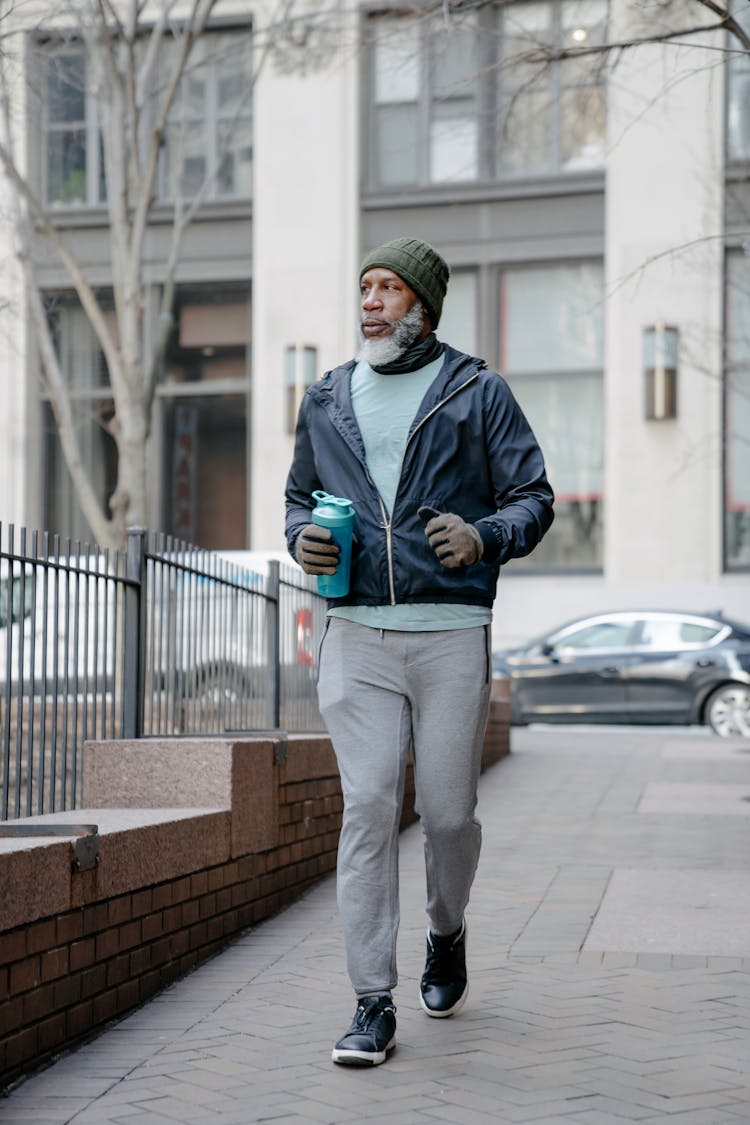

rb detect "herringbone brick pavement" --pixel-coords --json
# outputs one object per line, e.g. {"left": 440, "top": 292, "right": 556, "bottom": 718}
{"left": 2, "top": 727, "right": 749, "bottom": 1124}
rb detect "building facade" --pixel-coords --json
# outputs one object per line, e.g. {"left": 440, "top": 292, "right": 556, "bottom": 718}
{"left": 0, "top": 0, "right": 748, "bottom": 644}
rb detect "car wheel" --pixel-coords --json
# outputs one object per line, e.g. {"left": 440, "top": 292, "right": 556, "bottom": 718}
{"left": 705, "top": 683, "right": 750, "bottom": 737}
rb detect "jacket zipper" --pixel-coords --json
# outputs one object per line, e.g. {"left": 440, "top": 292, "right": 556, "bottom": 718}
{"left": 378, "top": 372, "right": 480, "bottom": 607}
{"left": 364, "top": 467, "right": 397, "bottom": 604}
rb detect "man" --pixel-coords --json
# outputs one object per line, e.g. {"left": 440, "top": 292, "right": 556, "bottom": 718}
{"left": 285, "top": 237, "right": 553, "bottom": 1066}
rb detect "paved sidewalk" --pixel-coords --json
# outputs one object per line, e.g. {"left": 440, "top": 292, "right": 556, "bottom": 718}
{"left": 2, "top": 727, "right": 749, "bottom": 1124}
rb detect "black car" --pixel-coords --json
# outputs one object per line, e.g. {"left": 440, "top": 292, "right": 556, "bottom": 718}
{"left": 492, "top": 610, "right": 750, "bottom": 737}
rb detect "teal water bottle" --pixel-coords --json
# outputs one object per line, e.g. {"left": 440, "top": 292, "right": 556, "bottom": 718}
{"left": 311, "top": 490, "right": 355, "bottom": 598}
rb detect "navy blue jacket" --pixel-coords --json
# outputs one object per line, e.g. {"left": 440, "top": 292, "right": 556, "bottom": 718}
{"left": 285, "top": 345, "right": 554, "bottom": 609}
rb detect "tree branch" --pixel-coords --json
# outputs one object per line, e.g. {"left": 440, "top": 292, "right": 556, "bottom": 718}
{"left": 143, "top": 0, "right": 290, "bottom": 406}
{"left": 0, "top": 44, "right": 113, "bottom": 543}
{"left": 605, "top": 232, "right": 747, "bottom": 306}
{"left": 129, "top": 0, "right": 220, "bottom": 282}
{"left": 0, "top": 143, "right": 124, "bottom": 397}
{"left": 521, "top": 19, "right": 735, "bottom": 68}
{"left": 136, "top": 0, "right": 178, "bottom": 102}
{"left": 695, "top": 0, "right": 728, "bottom": 13}
{"left": 694, "top": 0, "right": 750, "bottom": 52}
{"left": 83, "top": 0, "right": 132, "bottom": 332}
{"left": 27, "top": 280, "right": 115, "bottom": 544}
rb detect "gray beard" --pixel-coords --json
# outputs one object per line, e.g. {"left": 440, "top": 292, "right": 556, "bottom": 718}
{"left": 357, "top": 301, "right": 425, "bottom": 367}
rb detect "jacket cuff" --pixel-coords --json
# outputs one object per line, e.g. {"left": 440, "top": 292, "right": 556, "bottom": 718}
{"left": 475, "top": 520, "right": 504, "bottom": 564}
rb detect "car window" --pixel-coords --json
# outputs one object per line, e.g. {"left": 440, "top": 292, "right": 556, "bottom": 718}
{"left": 679, "top": 622, "right": 721, "bottom": 644}
{"left": 640, "top": 618, "right": 721, "bottom": 649}
{"left": 556, "top": 621, "right": 634, "bottom": 650}
{"left": 0, "top": 576, "right": 33, "bottom": 628}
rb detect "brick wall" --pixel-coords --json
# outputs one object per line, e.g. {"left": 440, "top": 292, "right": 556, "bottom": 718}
{"left": 1, "top": 854, "right": 326, "bottom": 1084}
{"left": 0, "top": 679, "right": 509, "bottom": 1090}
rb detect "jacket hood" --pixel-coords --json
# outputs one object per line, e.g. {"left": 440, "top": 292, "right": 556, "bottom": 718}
{"left": 310, "top": 342, "right": 490, "bottom": 438}
{"left": 314, "top": 345, "right": 485, "bottom": 393}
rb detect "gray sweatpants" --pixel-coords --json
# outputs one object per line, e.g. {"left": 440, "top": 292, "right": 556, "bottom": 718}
{"left": 318, "top": 617, "right": 492, "bottom": 997}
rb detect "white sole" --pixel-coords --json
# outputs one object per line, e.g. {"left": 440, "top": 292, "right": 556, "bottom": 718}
{"left": 419, "top": 983, "right": 468, "bottom": 1018}
{"left": 331, "top": 1035, "right": 396, "bottom": 1066}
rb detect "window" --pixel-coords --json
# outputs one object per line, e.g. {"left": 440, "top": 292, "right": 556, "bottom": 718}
{"left": 555, "top": 619, "right": 634, "bottom": 649}
{"left": 43, "top": 289, "right": 250, "bottom": 550}
{"left": 724, "top": 252, "right": 750, "bottom": 570}
{"left": 438, "top": 271, "right": 478, "bottom": 356}
{"left": 161, "top": 33, "right": 253, "bottom": 202}
{"left": 640, "top": 617, "right": 722, "bottom": 649}
{"left": 161, "top": 395, "right": 247, "bottom": 547}
{"left": 43, "top": 303, "right": 118, "bottom": 540}
{"left": 44, "top": 398, "right": 118, "bottom": 543}
{"left": 159, "top": 289, "right": 250, "bottom": 548}
{"left": 500, "top": 261, "right": 604, "bottom": 569}
{"left": 45, "top": 51, "right": 105, "bottom": 206}
{"left": 43, "top": 31, "right": 252, "bottom": 209}
{"left": 0, "top": 570, "right": 34, "bottom": 628}
{"left": 371, "top": 13, "right": 480, "bottom": 186}
{"left": 285, "top": 346, "right": 318, "bottom": 435}
{"left": 499, "top": 1, "right": 607, "bottom": 176}
{"left": 728, "top": 0, "right": 750, "bottom": 162}
{"left": 367, "top": 0, "right": 607, "bottom": 190}
{"left": 678, "top": 622, "right": 721, "bottom": 645}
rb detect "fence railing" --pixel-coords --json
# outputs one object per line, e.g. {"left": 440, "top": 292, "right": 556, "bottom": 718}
{"left": 0, "top": 524, "right": 326, "bottom": 821}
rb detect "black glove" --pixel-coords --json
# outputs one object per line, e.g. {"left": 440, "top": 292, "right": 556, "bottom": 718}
{"left": 418, "top": 506, "right": 484, "bottom": 569}
{"left": 295, "top": 524, "right": 340, "bottom": 575}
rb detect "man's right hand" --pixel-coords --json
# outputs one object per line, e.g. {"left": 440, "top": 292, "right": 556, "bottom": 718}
{"left": 295, "top": 524, "right": 340, "bottom": 575}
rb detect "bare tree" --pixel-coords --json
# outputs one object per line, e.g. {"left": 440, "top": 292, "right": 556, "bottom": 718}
{"left": 521, "top": 0, "right": 750, "bottom": 61}
{"left": 0, "top": 0, "right": 295, "bottom": 547}
{"left": 1, "top": 0, "right": 747, "bottom": 549}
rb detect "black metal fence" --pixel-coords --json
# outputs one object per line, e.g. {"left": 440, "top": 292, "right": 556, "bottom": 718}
{"left": 0, "top": 524, "right": 326, "bottom": 821}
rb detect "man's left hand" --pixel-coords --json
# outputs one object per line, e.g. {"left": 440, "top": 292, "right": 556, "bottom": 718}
{"left": 419, "top": 508, "right": 484, "bottom": 568}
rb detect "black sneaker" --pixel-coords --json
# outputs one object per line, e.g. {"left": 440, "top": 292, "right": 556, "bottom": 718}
{"left": 331, "top": 995, "right": 397, "bottom": 1066}
{"left": 419, "top": 919, "right": 468, "bottom": 1018}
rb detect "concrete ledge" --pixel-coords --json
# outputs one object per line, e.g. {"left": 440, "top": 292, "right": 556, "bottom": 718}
{"left": 93, "top": 809, "right": 231, "bottom": 898}
{"left": 84, "top": 738, "right": 277, "bottom": 856}
{"left": 0, "top": 809, "right": 229, "bottom": 930}
{"left": 277, "top": 735, "right": 337, "bottom": 784}
{"left": 0, "top": 837, "right": 73, "bottom": 933}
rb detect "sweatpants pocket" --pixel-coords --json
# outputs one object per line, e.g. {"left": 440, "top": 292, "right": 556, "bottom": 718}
{"left": 315, "top": 617, "right": 332, "bottom": 686}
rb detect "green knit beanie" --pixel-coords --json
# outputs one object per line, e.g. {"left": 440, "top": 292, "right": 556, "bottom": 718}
{"left": 359, "top": 237, "right": 450, "bottom": 328}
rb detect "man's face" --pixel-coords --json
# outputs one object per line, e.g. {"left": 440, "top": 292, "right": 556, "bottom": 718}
{"left": 359, "top": 268, "right": 431, "bottom": 344}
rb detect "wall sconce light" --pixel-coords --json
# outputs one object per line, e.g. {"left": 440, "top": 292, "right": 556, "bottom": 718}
{"left": 284, "top": 344, "right": 318, "bottom": 434}
{"left": 643, "top": 323, "right": 678, "bottom": 420}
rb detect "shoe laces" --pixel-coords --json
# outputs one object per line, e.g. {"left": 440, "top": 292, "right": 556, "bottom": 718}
{"left": 354, "top": 996, "right": 395, "bottom": 1029}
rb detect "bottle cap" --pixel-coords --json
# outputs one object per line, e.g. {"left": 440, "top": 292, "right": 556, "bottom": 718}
{"left": 312, "top": 491, "right": 355, "bottom": 525}
{"left": 313, "top": 491, "right": 353, "bottom": 510}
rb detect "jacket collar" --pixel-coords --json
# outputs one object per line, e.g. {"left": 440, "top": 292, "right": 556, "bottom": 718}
{"left": 311, "top": 345, "right": 485, "bottom": 412}
{"left": 408, "top": 345, "right": 486, "bottom": 430}
{"left": 308, "top": 345, "right": 487, "bottom": 463}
